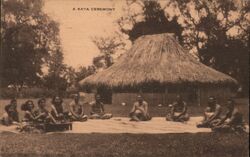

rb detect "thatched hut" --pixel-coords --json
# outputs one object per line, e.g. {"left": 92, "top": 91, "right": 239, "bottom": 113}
{"left": 79, "top": 33, "right": 237, "bottom": 105}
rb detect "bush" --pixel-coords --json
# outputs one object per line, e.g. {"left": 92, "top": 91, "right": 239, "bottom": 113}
{"left": 0, "top": 88, "right": 17, "bottom": 99}
{"left": 21, "top": 87, "right": 55, "bottom": 98}
{"left": 0, "top": 87, "right": 72, "bottom": 99}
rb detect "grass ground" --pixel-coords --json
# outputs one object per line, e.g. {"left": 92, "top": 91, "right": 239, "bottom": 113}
{"left": 0, "top": 98, "right": 249, "bottom": 157}
{"left": 0, "top": 132, "right": 249, "bottom": 157}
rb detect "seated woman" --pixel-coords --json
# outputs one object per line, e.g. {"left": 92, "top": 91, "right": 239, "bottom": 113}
{"left": 1, "top": 98, "right": 19, "bottom": 126}
{"left": 197, "top": 96, "right": 222, "bottom": 128}
{"left": 212, "top": 98, "right": 246, "bottom": 133}
{"left": 21, "top": 100, "right": 36, "bottom": 123}
{"left": 68, "top": 93, "right": 88, "bottom": 122}
{"left": 129, "top": 95, "right": 151, "bottom": 121}
{"left": 89, "top": 94, "right": 112, "bottom": 119}
{"left": 166, "top": 95, "right": 189, "bottom": 122}
{"left": 51, "top": 96, "right": 69, "bottom": 122}
{"left": 34, "top": 98, "right": 56, "bottom": 124}
{"left": 19, "top": 100, "right": 41, "bottom": 132}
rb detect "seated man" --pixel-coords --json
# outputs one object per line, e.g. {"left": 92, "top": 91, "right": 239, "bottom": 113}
{"left": 1, "top": 98, "right": 19, "bottom": 126}
{"left": 51, "top": 95, "right": 69, "bottom": 122}
{"left": 129, "top": 95, "right": 151, "bottom": 121}
{"left": 68, "top": 93, "right": 88, "bottom": 122}
{"left": 212, "top": 98, "right": 246, "bottom": 133}
{"left": 197, "top": 96, "right": 222, "bottom": 128}
{"left": 34, "top": 98, "right": 56, "bottom": 124}
{"left": 89, "top": 94, "right": 112, "bottom": 119}
{"left": 166, "top": 95, "right": 189, "bottom": 122}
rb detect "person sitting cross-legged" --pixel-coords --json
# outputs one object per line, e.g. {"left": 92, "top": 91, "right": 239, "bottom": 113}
{"left": 51, "top": 95, "right": 69, "bottom": 122}
{"left": 19, "top": 100, "right": 43, "bottom": 133}
{"left": 34, "top": 98, "right": 56, "bottom": 124}
{"left": 89, "top": 94, "right": 112, "bottom": 119}
{"left": 68, "top": 93, "right": 88, "bottom": 122}
{"left": 212, "top": 98, "right": 246, "bottom": 133}
{"left": 197, "top": 96, "right": 222, "bottom": 128}
{"left": 166, "top": 95, "right": 189, "bottom": 122}
{"left": 21, "top": 100, "right": 36, "bottom": 123}
{"left": 129, "top": 95, "right": 151, "bottom": 121}
{"left": 1, "top": 98, "right": 19, "bottom": 126}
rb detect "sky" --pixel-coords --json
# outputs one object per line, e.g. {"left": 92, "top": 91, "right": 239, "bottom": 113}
{"left": 43, "top": 0, "right": 127, "bottom": 68}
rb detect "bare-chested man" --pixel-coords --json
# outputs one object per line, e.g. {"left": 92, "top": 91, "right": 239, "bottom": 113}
{"left": 166, "top": 95, "right": 189, "bottom": 122}
{"left": 51, "top": 96, "right": 69, "bottom": 122}
{"left": 212, "top": 98, "right": 246, "bottom": 133}
{"left": 197, "top": 96, "right": 222, "bottom": 128}
{"left": 34, "top": 98, "right": 57, "bottom": 124}
{"left": 68, "top": 93, "right": 88, "bottom": 122}
{"left": 129, "top": 95, "right": 151, "bottom": 121}
{"left": 89, "top": 94, "right": 112, "bottom": 119}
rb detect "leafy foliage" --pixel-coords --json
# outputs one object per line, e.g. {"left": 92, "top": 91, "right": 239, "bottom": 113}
{"left": 169, "top": 0, "right": 249, "bottom": 94}
{"left": 63, "top": 65, "right": 96, "bottom": 89}
{"left": 0, "top": 0, "right": 60, "bottom": 91}
{"left": 43, "top": 49, "right": 68, "bottom": 92}
{"left": 92, "top": 35, "right": 126, "bottom": 70}
{"left": 117, "top": 0, "right": 184, "bottom": 43}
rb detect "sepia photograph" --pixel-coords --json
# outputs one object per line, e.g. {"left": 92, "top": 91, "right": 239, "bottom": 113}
{"left": 0, "top": 0, "right": 249, "bottom": 156}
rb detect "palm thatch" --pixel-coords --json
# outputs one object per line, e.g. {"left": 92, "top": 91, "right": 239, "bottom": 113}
{"left": 79, "top": 33, "right": 237, "bottom": 88}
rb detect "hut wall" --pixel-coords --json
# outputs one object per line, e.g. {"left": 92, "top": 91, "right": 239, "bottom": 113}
{"left": 81, "top": 93, "right": 95, "bottom": 102}
{"left": 112, "top": 87, "right": 233, "bottom": 106}
{"left": 199, "top": 86, "right": 233, "bottom": 106}
{"left": 112, "top": 93, "right": 165, "bottom": 106}
{"left": 112, "top": 92, "right": 196, "bottom": 106}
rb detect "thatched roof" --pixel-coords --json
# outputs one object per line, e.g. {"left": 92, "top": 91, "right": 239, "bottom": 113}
{"left": 79, "top": 33, "right": 237, "bottom": 88}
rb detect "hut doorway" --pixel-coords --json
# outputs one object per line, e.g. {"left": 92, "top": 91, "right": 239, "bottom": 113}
{"left": 97, "top": 86, "right": 112, "bottom": 104}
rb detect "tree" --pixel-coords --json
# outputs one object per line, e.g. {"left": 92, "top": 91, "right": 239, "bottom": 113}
{"left": 75, "top": 66, "right": 96, "bottom": 82}
{"left": 63, "top": 66, "right": 77, "bottom": 88}
{"left": 169, "top": 0, "right": 250, "bottom": 95}
{"left": 117, "top": 0, "right": 184, "bottom": 43}
{"left": 0, "top": 0, "right": 60, "bottom": 92}
{"left": 43, "top": 49, "right": 68, "bottom": 92}
{"left": 92, "top": 34, "right": 125, "bottom": 70}
{"left": 63, "top": 65, "right": 95, "bottom": 88}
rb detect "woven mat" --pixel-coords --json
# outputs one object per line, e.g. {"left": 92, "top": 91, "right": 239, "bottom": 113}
{"left": 1, "top": 117, "right": 248, "bottom": 134}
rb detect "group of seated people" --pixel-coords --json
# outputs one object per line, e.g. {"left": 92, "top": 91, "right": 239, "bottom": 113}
{"left": 129, "top": 94, "right": 190, "bottom": 123}
{"left": 196, "top": 96, "right": 246, "bottom": 133}
{"left": 0, "top": 93, "right": 113, "bottom": 127}
{"left": 165, "top": 95, "right": 245, "bottom": 133}
{"left": 129, "top": 94, "right": 245, "bottom": 133}
{"left": 0, "top": 93, "right": 246, "bottom": 133}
